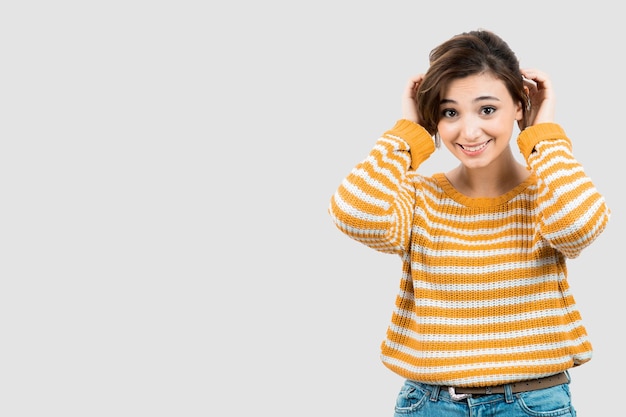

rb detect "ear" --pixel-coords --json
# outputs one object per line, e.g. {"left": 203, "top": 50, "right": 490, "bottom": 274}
{"left": 515, "top": 99, "right": 524, "bottom": 122}
{"left": 523, "top": 85, "right": 530, "bottom": 107}
{"left": 516, "top": 86, "right": 530, "bottom": 121}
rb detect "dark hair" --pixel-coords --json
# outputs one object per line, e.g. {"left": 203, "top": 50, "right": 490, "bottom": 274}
{"left": 417, "top": 30, "right": 529, "bottom": 144}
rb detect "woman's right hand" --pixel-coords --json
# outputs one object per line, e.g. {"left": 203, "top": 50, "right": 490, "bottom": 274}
{"left": 402, "top": 73, "right": 425, "bottom": 124}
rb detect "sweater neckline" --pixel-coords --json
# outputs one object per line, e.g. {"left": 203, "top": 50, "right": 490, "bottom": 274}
{"left": 432, "top": 172, "right": 535, "bottom": 208}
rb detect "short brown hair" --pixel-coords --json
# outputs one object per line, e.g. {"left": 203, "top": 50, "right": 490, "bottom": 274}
{"left": 417, "top": 30, "right": 529, "bottom": 141}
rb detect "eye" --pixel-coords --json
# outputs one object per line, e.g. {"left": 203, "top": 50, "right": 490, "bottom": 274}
{"left": 481, "top": 106, "right": 496, "bottom": 115}
{"left": 441, "top": 108, "right": 457, "bottom": 118}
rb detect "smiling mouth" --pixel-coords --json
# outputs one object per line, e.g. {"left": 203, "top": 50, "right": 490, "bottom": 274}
{"left": 459, "top": 139, "right": 492, "bottom": 152}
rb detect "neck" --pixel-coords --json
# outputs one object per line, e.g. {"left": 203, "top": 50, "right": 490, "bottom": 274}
{"left": 447, "top": 150, "right": 529, "bottom": 198}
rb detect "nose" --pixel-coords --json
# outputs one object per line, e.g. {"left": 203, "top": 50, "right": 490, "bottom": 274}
{"left": 460, "top": 116, "right": 482, "bottom": 142}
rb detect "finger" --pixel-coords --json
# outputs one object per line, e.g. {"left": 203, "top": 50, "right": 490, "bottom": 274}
{"left": 521, "top": 68, "right": 551, "bottom": 89}
{"left": 522, "top": 77, "right": 537, "bottom": 94}
{"left": 404, "top": 74, "right": 425, "bottom": 98}
{"left": 408, "top": 73, "right": 425, "bottom": 83}
{"left": 408, "top": 74, "right": 425, "bottom": 89}
{"left": 521, "top": 68, "right": 543, "bottom": 79}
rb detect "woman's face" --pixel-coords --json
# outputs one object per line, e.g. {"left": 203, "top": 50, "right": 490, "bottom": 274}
{"left": 437, "top": 73, "right": 523, "bottom": 169}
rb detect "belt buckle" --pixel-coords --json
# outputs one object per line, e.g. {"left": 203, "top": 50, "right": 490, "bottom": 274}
{"left": 448, "top": 386, "right": 471, "bottom": 401}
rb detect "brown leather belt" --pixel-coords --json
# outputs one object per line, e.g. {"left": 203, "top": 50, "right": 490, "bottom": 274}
{"left": 446, "top": 372, "right": 569, "bottom": 400}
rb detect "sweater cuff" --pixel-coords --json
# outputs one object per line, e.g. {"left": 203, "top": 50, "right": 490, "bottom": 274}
{"left": 517, "top": 123, "right": 569, "bottom": 159}
{"left": 386, "top": 119, "right": 435, "bottom": 170}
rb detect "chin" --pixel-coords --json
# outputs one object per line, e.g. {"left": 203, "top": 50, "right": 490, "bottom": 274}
{"left": 459, "top": 157, "right": 492, "bottom": 170}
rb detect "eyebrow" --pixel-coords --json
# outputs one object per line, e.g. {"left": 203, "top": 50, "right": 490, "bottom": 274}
{"left": 440, "top": 96, "right": 502, "bottom": 105}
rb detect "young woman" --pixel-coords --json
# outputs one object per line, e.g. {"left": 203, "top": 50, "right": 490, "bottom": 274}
{"left": 328, "top": 29, "right": 610, "bottom": 416}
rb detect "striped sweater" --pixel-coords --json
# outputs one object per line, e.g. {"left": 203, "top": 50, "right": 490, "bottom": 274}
{"left": 328, "top": 120, "right": 610, "bottom": 387}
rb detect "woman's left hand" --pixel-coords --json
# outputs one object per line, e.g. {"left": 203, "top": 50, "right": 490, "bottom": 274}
{"left": 520, "top": 68, "right": 556, "bottom": 129}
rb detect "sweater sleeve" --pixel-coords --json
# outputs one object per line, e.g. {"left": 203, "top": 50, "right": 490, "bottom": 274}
{"left": 517, "top": 123, "right": 611, "bottom": 258}
{"left": 328, "top": 120, "right": 436, "bottom": 254}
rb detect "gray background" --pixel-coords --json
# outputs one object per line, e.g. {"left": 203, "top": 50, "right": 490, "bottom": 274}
{"left": 1, "top": 1, "right": 622, "bottom": 416}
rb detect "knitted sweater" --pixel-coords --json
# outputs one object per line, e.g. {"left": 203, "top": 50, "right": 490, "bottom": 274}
{"left": 328, "top": 120, "right": 610, "bottom": 387}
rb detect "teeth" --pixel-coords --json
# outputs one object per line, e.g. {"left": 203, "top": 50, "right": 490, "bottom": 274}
{"left": 462, "top": 141, "right": 488, "bottom": 152}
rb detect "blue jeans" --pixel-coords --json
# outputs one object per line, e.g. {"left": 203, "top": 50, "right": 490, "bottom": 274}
{"left": 394, "top": 376, "right": 576, "bottom": 416}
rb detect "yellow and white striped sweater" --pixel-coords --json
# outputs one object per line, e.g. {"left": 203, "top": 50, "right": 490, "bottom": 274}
{"left": 328, "top": 120, "right": 610, "bottom": 387}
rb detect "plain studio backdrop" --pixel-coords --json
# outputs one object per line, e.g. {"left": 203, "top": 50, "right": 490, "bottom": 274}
{"left": 1, "top": 1, "right": 622, "bottom": 416}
